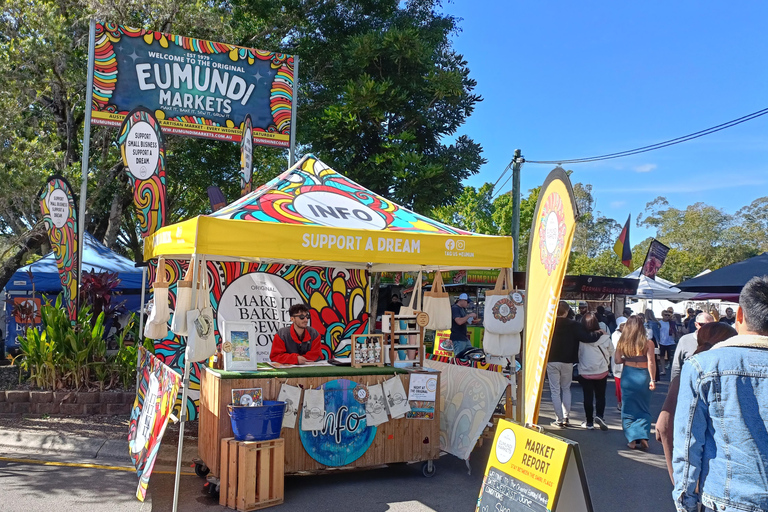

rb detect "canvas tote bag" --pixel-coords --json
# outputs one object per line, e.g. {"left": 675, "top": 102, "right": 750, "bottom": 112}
{"left": 186, "top": 261, "right": 217, "bottom": 362}
{"left": 170, "top": 260, "right": 194, "bottom": 336}
{"left": 399, "top": 271, "right": 423, "bottom": 317}
{"left": 484, "top": 268, "right": 524, "bottom": 335}
{"left": 423, "top": 271, "right": 451, "bottom": 331}
{"left": 144, "top": 258, "right": 170, "bottom": 339}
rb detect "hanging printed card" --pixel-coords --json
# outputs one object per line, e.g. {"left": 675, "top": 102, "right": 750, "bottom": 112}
{"left": 300, "top": 388, "right": 325, "bottom": 431}
{"left": 408, "top": 373, "right": 438, "bottom": 402}
{"left": 383, "top": 376, "right": 411, "bottom": 418}
{"left": 365, "top": 383, "right": 389, "bottom": 427}
{"left": 232, "top": 388, "right": 263, "bottom": 406}
{"left": 277, "top": 384, "right": 302, "bottom": 429}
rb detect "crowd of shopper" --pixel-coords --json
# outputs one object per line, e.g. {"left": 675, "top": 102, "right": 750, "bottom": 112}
{"left": 544, "top": 279, "right": 768, "bottom": 512}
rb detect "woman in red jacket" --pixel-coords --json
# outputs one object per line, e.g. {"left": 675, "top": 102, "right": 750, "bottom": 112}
{"left": 269, "top": 304, "right": 323, "bottom": 364}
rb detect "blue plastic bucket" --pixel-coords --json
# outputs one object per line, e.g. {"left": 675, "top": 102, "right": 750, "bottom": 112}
{"left": 228, "top": 401, "right": 286, "bottom": 441}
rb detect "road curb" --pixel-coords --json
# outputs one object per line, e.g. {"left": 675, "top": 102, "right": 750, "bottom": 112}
{"left": 0, "top": 428, "right": 199, "bottom": 466}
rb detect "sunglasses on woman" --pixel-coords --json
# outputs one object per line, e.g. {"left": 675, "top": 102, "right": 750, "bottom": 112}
{"left": 293, "top": 314, "right": 309, "bottom": 320}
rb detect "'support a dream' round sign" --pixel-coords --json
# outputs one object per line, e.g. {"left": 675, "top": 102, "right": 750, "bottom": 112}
{"left": 299, "top": 379, "right": 376, "bottom": 467}
{"left": 124, "top": 120, "right": 160, "bottom": 180}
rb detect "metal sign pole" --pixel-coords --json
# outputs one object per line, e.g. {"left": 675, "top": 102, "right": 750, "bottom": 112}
{"left": 288, "top": 55, "right": 299, "bottom": 167}
{"left": 77, "top": 19, "right": 96, "bottom": 295}
{"left": 136, "top": 265, "right": 147, "bottom": 392}
{"left": 171, "top": 255, "right": 200, "bottom": 512}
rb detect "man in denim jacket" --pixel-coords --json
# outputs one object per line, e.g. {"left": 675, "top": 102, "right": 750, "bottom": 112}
{"left": 672, "top": 275, "right": 768, "bottom": 512}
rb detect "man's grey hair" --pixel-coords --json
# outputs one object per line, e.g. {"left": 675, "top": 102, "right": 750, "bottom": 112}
{"left": 696, "top": 312, "right": 715, "bottom": 325}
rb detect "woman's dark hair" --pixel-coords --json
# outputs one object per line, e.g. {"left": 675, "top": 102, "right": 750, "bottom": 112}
{"left": 288, "top": 303, "right": 310, "bottom": 317}
{"left": 694, "top": 322, "right": 737, "bottom": 354}
{"left": 581, "top": 312, "right": 600, "bottom": 332}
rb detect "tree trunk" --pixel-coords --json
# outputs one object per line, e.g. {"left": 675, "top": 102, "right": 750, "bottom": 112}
{"left": 0, "top": 229, "right": 47, "bottom": 292}
{"left": 104, "top": 189, "right": 125, "bottom": 249}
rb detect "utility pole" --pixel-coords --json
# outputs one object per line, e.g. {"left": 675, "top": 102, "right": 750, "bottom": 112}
{"left": 511, "top": 149, "right": 524, "bottom": 271}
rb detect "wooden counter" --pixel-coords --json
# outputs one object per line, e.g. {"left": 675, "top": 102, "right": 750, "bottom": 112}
{"left": 199, "top": 366, "right": 441, "bottom": 476}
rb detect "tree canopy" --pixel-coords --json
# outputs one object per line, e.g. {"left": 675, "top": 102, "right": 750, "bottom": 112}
{"left": 0, "top": 0, "right": 485, "bottom": 290}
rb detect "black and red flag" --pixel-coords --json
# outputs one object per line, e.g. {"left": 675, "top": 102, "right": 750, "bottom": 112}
{"left": 613, "top": 214, "right": 632, "bottom": 269}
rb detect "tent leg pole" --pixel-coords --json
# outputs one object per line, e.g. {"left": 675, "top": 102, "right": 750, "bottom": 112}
{"left": 172, "top": 256, "right": 199, "bottom": 512}
{"left": 136, "top": 266, "right": 147, "bottom": 393}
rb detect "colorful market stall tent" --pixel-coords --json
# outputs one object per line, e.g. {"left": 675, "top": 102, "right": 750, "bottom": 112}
{"left": 145, "top": 155, "right": 513, "bottom": 420}
{"left": 4, "top": 232, "right": 145, "bottom": 353}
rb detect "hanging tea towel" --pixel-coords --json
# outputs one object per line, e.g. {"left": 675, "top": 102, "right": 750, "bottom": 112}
{"left": 300, "top": 388, "right": 325, "bottom": 431}
{"left": 382, "top": 375, "right": 411, "bottom": 417}
{"left": 365, "top": 383, "right": 389, "bottom": 427}
{"left": 277, "top": 384, "right": 302, "bottom": 429}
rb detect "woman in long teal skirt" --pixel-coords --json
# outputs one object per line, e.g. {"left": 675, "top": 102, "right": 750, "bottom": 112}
{"left": 614, "top": 315, "right": 657, "bottom": 450}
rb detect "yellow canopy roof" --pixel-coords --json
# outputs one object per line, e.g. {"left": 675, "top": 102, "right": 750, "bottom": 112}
{"left": 145, "top": 155, "right": 513, "bottom": 271}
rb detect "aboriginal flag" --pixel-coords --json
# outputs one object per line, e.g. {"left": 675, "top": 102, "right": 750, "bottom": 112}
{"left": 613, "top": 214, "right": 632, "bottom": 269}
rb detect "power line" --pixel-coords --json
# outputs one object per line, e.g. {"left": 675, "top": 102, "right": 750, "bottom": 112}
{"left": 525, "top": 107, "right": 768, "bottom": 165}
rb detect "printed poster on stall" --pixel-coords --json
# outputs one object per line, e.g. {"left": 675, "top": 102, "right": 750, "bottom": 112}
{"left": 523, "top": 168, "right": 577, "bottom": 426}
{"left": 476, "top": 419, "right": 593, "bottom": 512}
{"left": 128, "top": 347, "right": 182, "bottom": 502}
{"left": 90, "top": 22, "right": 294, "bottom": 147}
{"left": 37, "top": 175, "right": 79, "bottom": 322}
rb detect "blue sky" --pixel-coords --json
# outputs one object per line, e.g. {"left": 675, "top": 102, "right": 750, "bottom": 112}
{"left": 447, "top": 1, "right": 768, "bottom": 244}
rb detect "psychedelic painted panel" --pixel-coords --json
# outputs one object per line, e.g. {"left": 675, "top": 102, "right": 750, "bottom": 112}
{"left": 91, "top": 22, "right": 293, "bottom": 147}
{"left": 212, "top": 155, "right": 473, "bottom": 235}
{"left": 37, "top": 176, "right": 79, "bottom": 322}
{"left": 128, "top": 347, "right": 182, "bottom": 501}
{"left": 298, "top": 378, "right": 375, "bottom": 467}
{"left": 118, "top": 107, "right": 166, "bottom": 238}
{"left": 150, "top": 261, "right": 369, "bottom": 420}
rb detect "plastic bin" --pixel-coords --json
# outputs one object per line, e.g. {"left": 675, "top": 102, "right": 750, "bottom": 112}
{"left": 228, "top": 400, "right": 286, "bottom": 441}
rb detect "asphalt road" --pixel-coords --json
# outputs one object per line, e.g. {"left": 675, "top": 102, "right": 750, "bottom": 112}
{"left": 0, "top": 375, "right": 676, "bottom": 512}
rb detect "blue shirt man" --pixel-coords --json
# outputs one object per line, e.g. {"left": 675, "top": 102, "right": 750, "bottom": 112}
{"left": 450, "top": 293, "right": 477, "bottom": 357}
{"left": 672, "top": 276, "right": 768, "bottom": 512}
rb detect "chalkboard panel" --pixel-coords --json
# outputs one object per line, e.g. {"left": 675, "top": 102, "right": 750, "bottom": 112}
{"left": 477, "top": 467, "right": 549, "bottom": 512}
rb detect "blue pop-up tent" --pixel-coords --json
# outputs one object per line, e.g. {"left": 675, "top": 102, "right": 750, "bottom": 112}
{"left": 4, "top": 232, "right": 146, "bottom": 351}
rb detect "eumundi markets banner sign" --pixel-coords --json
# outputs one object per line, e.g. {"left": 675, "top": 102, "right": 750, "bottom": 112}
{"left": 91, "top": 23, "right": 294, "bottom": 147}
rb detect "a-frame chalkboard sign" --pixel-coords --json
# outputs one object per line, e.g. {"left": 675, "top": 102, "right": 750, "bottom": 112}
{"left": 476, "top": 419, "right": 593, "bottom": 512}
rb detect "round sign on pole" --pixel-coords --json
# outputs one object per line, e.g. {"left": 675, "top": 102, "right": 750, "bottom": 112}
{"left": 416, "top": 312, "right": 430, "bottom": 327}
{"left": 122, "top": 119, "right": 161, "bottom": 180}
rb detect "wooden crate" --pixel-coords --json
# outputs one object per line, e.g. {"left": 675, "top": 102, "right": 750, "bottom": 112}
{"left": 219, "top": 437, "right": 284, "bottom": 511}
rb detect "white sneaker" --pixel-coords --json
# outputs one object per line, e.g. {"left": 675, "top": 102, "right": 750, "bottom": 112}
{"left": 594, "top": 416, "right": 608, "bottom": 431}
{"left": 580, "top": 421, "right": 594, "bottom": 430}
{"left": 550, "top": 420, "right": 565, "bottom": 428}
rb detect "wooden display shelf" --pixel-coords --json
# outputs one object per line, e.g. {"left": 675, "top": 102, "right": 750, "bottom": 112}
{"left": 383, "top": 311, "right": 426, "bottom": 368}
{"left": 350, "top": 334, "right": 385, "bottom": 368}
